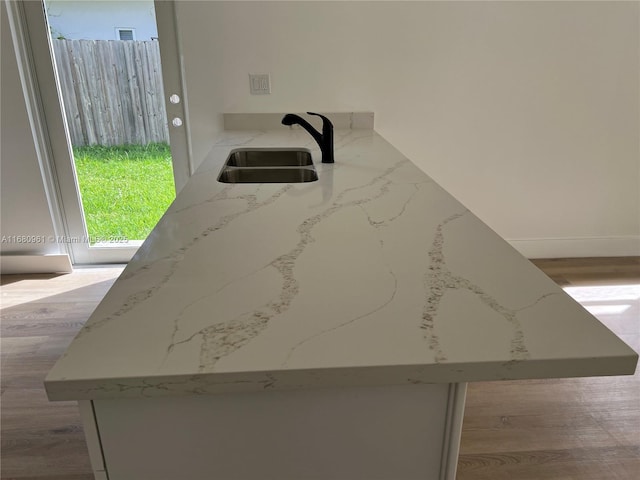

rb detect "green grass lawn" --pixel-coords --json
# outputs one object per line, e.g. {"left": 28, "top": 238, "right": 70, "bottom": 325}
{"left": 73, "top": 143, "right": 175, "bottom": 243}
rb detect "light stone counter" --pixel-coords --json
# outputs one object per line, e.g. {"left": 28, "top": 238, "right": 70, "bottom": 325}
{"left": 45, "top": 122, "right": 637, "bottom": 402}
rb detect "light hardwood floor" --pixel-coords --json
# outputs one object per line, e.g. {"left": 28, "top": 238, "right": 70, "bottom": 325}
{"left": 1, "top": 258, "right": 638, "bottom": 480}
{"left": 457, "top": 257, "right": 640, "bottom": 480}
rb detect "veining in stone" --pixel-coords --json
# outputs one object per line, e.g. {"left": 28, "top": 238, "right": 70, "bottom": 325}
{"left": 421, "top": 211, "right": 560, "bottom": 363}
{"left": 166, "top": 158, "right": 410, "bottom": 371}
{"left": 78, "top": 184, "right": 292, "bottom": 338}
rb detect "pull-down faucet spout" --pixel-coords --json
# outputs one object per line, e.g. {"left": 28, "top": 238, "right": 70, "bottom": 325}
{"left": 282, "top": 112, "right": 334, "bottom": 164}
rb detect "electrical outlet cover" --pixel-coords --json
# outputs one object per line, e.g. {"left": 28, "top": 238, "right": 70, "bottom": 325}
{"left": 249, "top": 74, "right": 271, "bottom": 95}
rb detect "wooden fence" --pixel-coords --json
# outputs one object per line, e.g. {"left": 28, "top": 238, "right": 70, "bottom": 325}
{"left": 52, "top": 39, "right": 169, "bottom": 146}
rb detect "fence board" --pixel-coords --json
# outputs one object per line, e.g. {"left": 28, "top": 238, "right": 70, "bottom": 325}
{"left": 52, "top": 39, "right": 169, "bottom": 146}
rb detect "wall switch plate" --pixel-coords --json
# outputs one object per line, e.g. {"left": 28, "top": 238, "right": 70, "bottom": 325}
{"left": 249, "top": 74, "right": 271, "bottom": 95}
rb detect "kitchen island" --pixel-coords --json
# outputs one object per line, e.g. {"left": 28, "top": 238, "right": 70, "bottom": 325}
{"left": 45, "top": 113, "right": 637, "bottom": 480}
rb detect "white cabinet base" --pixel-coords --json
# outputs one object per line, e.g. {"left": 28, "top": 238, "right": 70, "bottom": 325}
{"left": 83, "top": 383, "right": 467, "bottom": 480}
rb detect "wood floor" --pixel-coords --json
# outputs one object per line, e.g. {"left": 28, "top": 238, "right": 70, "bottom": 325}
{"left": 458, "top": 257, "right": 640, "bottom": 480}
{"left": 1, "top": 258, "right": 638, "bottom": 480}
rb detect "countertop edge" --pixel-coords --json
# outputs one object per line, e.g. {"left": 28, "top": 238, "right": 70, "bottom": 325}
{"left": 45, "top": 354, "right": 638, "bottom": 401}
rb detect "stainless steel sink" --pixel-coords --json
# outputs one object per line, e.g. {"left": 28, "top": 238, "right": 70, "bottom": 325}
{"left": 218, "top": 167, "right": 318, "bottom": 184}
{"left": 225, "top": 149, "right": 313, "bottom": 167}
{"left": 218, "top": 148, "right": 318, "bottom": 184}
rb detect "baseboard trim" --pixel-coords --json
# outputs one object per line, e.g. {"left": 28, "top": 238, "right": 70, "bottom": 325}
{"left": 508, "top": 236, "right": 640, "bottom": 259}
{"left": 1, "top": 254, "right": 72, "bottom": 274}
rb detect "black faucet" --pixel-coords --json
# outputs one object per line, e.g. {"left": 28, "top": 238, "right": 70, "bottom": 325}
{"left": 282, "top": 112, "right": 334, "bottom": 163}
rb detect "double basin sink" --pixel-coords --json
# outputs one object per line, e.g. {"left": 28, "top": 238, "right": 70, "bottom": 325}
{"left": 218, "top": 148, "right": 318, "bottom": 183}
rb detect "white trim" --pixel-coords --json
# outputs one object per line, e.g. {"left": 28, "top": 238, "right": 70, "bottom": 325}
{"left": 439, "top": 383, "right": 468, "bottom": 480}
{"left": 78, "top": 401, "right": 109, "bottom": 479}
{"left": 0, "top": 254, "right": 72, "bottom": 274}
{"left": 4, "top": 0, "right": 70, "bottom": 259}
{"left": 508, "top": 235, "right": 640, "bottom": 259}
{"left": 154, "top": 0, "right": 193, "bottom": 192}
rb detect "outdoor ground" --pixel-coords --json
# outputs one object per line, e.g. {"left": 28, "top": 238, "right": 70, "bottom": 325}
{"left": 72, "top": 143, "right": 175, "bottom": 243}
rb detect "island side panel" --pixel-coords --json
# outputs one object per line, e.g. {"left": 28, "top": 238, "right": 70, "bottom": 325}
{"left": 91, "top": 383, "right": 461, "bottom": 480}
{"left": 78, "top": 400, "right": 109, "bottom": 480}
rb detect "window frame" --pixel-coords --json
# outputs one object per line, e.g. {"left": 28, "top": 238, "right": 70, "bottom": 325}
{"left": 115, "top": 27, "right": 136, "bottom": 41}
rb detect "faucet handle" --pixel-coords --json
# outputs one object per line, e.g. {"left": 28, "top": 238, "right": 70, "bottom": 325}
{"left": 307, "top": 112, "right": 333, "bottom": 135}
{"left": 307, "top": 111, "right": 331, "bottom": 124}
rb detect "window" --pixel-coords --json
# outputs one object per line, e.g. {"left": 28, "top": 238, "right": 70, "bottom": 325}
{"left": 116, "top": 28, "right": 135, "bottom": 41}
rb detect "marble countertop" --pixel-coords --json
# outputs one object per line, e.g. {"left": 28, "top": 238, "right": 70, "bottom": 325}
{"left": 45, "top": 119, "right": 638, "bottom": 401}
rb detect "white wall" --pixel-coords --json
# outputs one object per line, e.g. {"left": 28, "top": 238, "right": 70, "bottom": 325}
{"left": 3, "top": 1, "right": 638, "bottom": 261}
{"left": 176, "top": 1, "right": 639, "bottom": 258}
{"left": 46, "top": 0, "right": 158, "bottom": 40}
{"left": 1, "top": 2, "right": 59, "bottom": 256}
